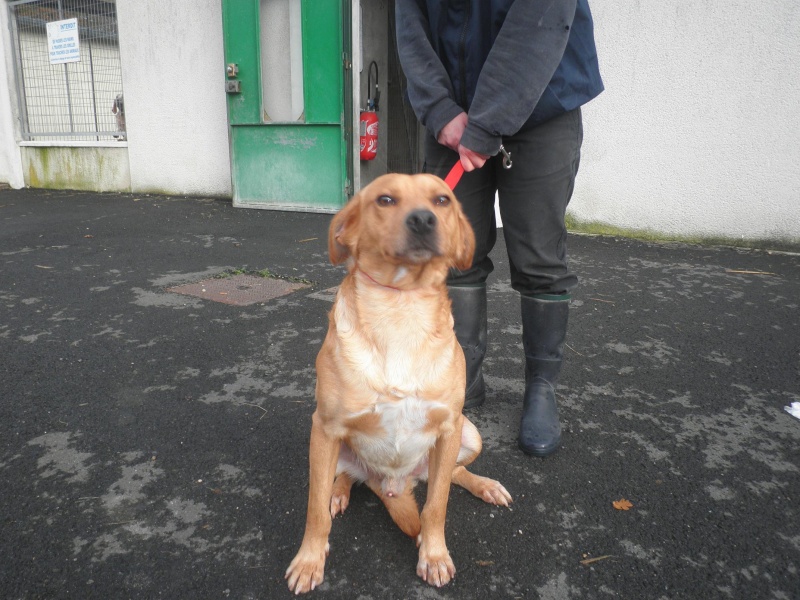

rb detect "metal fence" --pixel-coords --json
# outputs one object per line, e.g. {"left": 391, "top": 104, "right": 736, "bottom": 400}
{"left": 8, "top": 0, "right": 125, "bottom": 141}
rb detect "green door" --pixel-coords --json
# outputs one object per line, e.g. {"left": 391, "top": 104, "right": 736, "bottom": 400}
{"left": 222, "top": 0, "right": 352, "bottom": 211}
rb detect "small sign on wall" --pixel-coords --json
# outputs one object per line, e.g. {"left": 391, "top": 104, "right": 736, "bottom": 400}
{"left": 46, "top": 18, "right": 80, "bottom": 64}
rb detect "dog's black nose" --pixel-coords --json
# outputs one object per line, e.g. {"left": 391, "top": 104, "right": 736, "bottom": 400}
{"left": 406, "top": 210, "right": 437, "bottom": 235}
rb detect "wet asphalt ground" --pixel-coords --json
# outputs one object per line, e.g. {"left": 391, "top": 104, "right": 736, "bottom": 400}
{"left": 1, "top": 188, "right": 798, "bottom": 600}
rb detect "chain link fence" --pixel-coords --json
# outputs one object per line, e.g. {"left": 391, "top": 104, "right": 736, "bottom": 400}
{"left": 8, "top": 0, "right": 125, "bottom": 141}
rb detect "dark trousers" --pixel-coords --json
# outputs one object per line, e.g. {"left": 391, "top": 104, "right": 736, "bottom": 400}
{"left": 423, "top": 108, "right": 583, "bottom": 297}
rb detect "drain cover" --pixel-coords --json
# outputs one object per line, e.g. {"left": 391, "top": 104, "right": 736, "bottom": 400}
{"left": 167, "top": 274, "right": 309, "bottom": 306}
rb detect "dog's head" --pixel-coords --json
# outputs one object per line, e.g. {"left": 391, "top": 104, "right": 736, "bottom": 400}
{"left": 329, "top": 173, "right": 475, "bottom": 277}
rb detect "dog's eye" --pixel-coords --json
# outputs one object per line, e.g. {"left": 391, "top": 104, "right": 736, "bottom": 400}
{"left": 376, "top": 195, "right": 396, "bottom": 207}
{"left": 433, "top": 195, "right": 451, "bottom": 207}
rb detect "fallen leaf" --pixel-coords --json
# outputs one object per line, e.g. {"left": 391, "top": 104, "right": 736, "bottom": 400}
{"left": 475, "top": 560, "right": 495, "bottom": 567}
{"left": 613, "top": 498, "right": 633, "bottom": 511}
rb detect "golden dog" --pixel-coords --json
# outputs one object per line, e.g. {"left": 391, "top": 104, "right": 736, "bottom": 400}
{"left": 286, "top": 173, "right": 512, "bottom": 594}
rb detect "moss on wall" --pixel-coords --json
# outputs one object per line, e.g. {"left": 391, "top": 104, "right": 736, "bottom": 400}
{"left": 21, "top": 146, "right": 131, "bottom": 192}
{"left": 565, "top": 212, "right": 800, "bottom": 252}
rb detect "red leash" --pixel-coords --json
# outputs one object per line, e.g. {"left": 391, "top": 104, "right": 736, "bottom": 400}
{"left": 443, "top": 144, "right": 512, "bottom": 190}
{"left": 444, "top": 161, "right": 465, "bottom": 190}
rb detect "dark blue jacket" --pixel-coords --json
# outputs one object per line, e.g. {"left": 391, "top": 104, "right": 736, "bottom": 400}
{"left": 396, "top": 0, "right": 604, "bottom": 155}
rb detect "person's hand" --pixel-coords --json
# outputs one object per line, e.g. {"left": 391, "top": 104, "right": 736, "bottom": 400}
{"left": 437, "top": 112, "right": 468, "bottom": 151}
{"left": 458, "top": 144, "right": 489, "bottom": 172}
{"left": 438, "top": 112, "right": 489, "bottom": 171}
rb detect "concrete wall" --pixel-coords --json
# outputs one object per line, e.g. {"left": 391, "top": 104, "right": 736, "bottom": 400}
{"left": 116, "top": 0, "right": 231, "bottom": 197}
{"left": 20, "top": 143, "right": 130, "bottom": 191}
{"left": 0, "top": 4, "right": 24, "bottom": 188}
{"left": 574, "top": 1, "right": 800, "bottom": 242}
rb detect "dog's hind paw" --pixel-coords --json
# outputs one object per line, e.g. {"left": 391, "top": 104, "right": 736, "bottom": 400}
{"left": 330, "top": 474, "right": 353, "bottom": 518}
{"left": 330, "top": 492, "right": 349, "bottom": 518}
{"left": 480, "top": 479, "right": 512, "bottom": 507}
{"left": 454, "top": 469, "right": 513, "bottom": 507}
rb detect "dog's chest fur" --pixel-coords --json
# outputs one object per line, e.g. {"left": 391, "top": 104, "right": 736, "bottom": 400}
{"left": 332, "top": 282, "right": 457, "bottom": 484}
{"left": 333, "top": 284, "right": 456, "bottom": 394}
{"left": 345, "top": 396, "right": 445, "bottom": 480}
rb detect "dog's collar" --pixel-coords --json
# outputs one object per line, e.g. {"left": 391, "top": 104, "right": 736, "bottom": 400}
{"left": 357, "top": 268, "right": 403, "bottom": 292}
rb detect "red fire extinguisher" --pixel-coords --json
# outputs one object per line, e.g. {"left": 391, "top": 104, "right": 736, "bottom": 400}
{"left": 360, "top": 61, "right": 380, "bottom": 161}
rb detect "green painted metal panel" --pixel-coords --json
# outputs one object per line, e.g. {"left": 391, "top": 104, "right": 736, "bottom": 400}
{"left": 222, "top": 0, "right": 261, "bottom": 124}
{"left": 222, "top": 0, "right": 351, "bottom": 210}
{"left": 230, "top": 124, "right": 343, "bottom": 210}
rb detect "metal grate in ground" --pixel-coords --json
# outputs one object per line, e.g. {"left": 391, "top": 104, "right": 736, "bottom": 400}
{"left": 167, "top": 274, "right": 309, "bottom": 306}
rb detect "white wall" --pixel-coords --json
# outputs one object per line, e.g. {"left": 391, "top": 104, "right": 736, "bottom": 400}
{"left": 116, "top": 0, "right": 231, "bottom": 197}
{"left": 0, "top": 4, "right": 24, "bottom": 188}
{"left": 574, "top": 1, "right": 800, "bottom": 242}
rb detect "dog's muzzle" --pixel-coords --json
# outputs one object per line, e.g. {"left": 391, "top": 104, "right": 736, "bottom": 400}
{"left": 406, "top": 209, "right": 436, "bottom": 236}
{"left": 403, "top": 209, "right": 440, "bottom": 261}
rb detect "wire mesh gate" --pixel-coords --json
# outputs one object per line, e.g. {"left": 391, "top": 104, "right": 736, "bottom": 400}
{"left": 8, "top": 0, "right": 124, "bottom": 141}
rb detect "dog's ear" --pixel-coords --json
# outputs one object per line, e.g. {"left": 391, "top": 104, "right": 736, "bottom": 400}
{"left": 451, "top": 202, "right": 476, "bottom": 271}
{"left": 328, "top": 194, "right": 362, "bottom": 265}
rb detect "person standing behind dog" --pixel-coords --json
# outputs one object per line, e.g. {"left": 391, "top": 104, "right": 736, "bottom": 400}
{"left": 395, "top": 0, "right": 603, "bottom": 456}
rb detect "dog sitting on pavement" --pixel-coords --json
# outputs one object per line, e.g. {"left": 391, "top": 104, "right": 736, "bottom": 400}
{"left": 286, "top": 173, "right": 512, "bottom": 594}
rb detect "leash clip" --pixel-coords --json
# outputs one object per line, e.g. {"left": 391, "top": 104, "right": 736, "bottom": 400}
{"left": 499, "top": 144, "right": 513, "bottom": 169}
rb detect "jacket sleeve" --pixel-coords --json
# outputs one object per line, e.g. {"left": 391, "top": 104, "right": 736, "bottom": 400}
{"left": 460, "top": 0, "right": 578, "bottom": 156}
{"left": 394, "top": 0, "right": 465, "bottom": 139}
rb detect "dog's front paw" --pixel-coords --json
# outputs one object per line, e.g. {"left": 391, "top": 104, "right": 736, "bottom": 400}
{"left": 417, "top": 544, "right": 456, "bottom": 588}
{"left": 285, "top": 543, "right": 330, "bottom": 594}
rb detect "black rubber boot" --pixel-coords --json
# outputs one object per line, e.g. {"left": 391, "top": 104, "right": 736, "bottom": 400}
{"left": 448, "top": 284, "right": 487, "bottom": 409}
{"left": 518, "top": 295, "right": 569, "bottom": 456}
